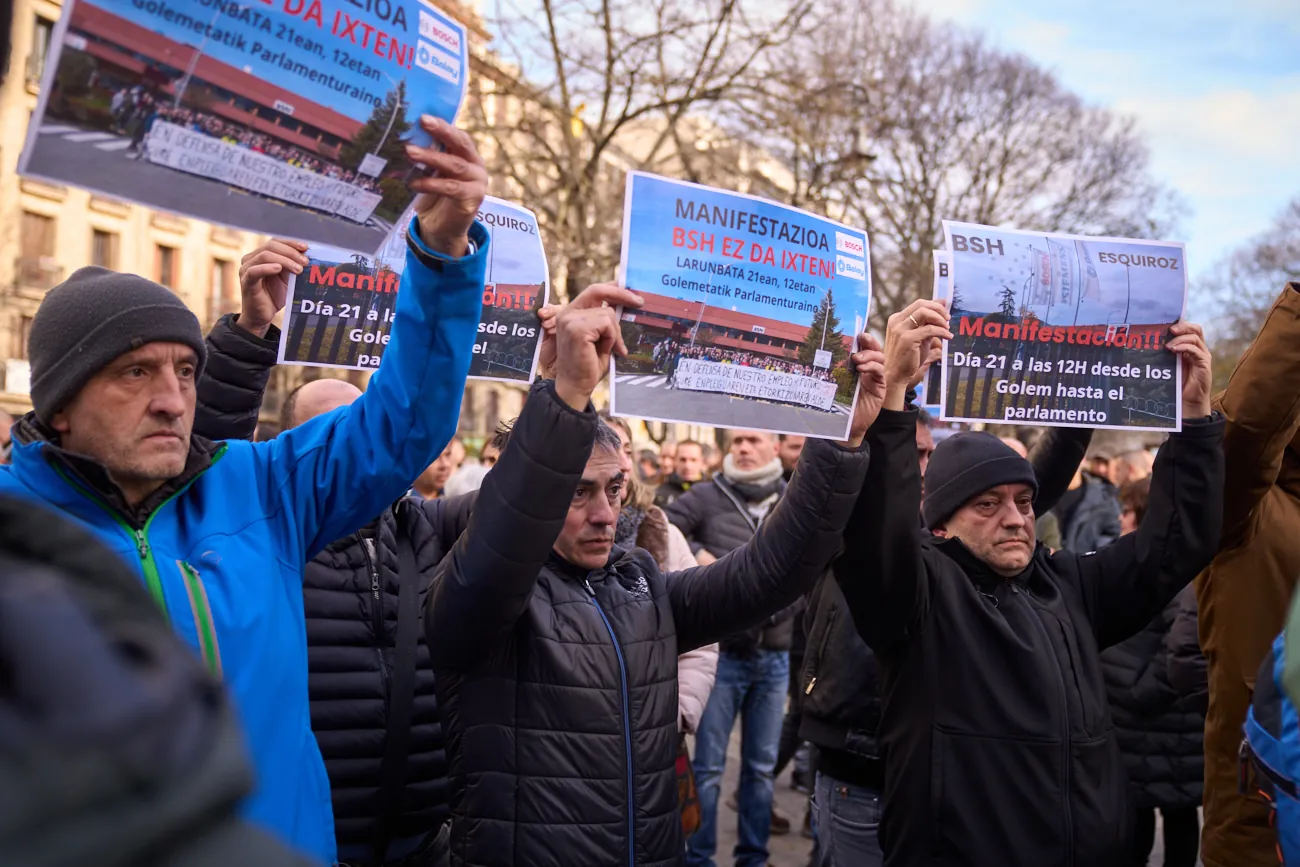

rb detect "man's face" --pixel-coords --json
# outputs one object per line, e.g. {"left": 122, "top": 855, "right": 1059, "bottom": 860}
{"left": 675, "top": 443, "right": 705, "bottom": 481}
{"left": 417, "top": 444, "right": 457, "bottom": 495}
{"left": 1091, "top": 457, "right": 1111, "bottom": 479}
{"left": 609, "top": 423, "right": 635, "bottom": 481}
{"left": 52, "top": 342, "right": 197, "bottom": 504}
{"left": 730, "top": 431, "right": 776, "bottom": 471}
{"left": 778, "top": 436, "right": 805, "bottom": 472}
{"left": 935, "top": 483, "right": 1036, "bottom": 577}
{"left": 554, "top": 448, "right": 625, "bottom": 570}
{"left": 481, "top": 443, "right": 501, "bottom": 467}
{"left": 450, "top": 438, "right": 466, "bottom": 468}
{"left": 660, "top": 443, "right": 677, "bottom": 477}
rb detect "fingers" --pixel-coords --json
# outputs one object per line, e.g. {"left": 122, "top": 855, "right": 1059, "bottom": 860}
{"left": 1170, "top": 321, "right": 1205, "bottom": 340}
{"left": 560, "top": 307, "right": 627, "bottom": 357}
{"left": 409, "top": 177, "right": 486, "bottom": 201}
{"left": 242, "top": 240, "right": 309, "bottom": 274}
{"left": 241, "top": 262, "right": 286, "bottom": 285}
{"left": 852, "top": 351, "right": 887, "bottom": 374}
{"left": 418, "top": 116, "right": 484, "bottom": 167}
{"left": 404, "top": 147, "right": 487, "bottom": 185}
{"left": 853, "top": 332, "right": 881, "bottom": 353}
{"left": 570, "top": 283, "right": 645, "bottom": 310}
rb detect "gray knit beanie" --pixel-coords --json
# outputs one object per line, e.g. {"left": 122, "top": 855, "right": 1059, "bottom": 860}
{"left": 29, "top": 266, "right": 207, "bottom": 422}
{"left": 921, "top": 432, "right": 1038, "bottom": 530}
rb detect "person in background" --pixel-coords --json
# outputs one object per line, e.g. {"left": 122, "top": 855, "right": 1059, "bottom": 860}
{"left": 660, "top": 440, "right": 678, "bottom": 479}
{"left": 1002, "top": 435, "right": 1063, "bottom": 551}
{"left": 1053, "top": 448, "right": 1122, "bottom": 553}
{"left": 412, "top": 442, "right": 457, "bottom": 499}
{"left": 1102, "top": 477, "right": 1206, "bottom": 867}
{"left": 0, "top": 408, "right": 13, "bottom": 464}
{"left": 448, "top": 436, "right": 466, "bottom": 471}
{"left": 478, "top": 421, "right": 511, "bottom": 469}
{"left": 1091, "top": 451, "right": 1113, "bottom": 481}
{"left": 671, "top": 429, "right": 801, "bottom": 867}
{"left": 704, "top": 441, "right": 725, "bottom": 476}
{"left": 1197, "top": 282, "right": 1300, "bottom": 867}
{"left": 1112, "top": 449, "right": 1155, "bottom": 489}
{"left": 638, "top": 448, "right": 661, "bottom": 484}
{"left": 778, "top": 434, "right": 806, "bottom": 482}
{"left": 657, "top": 438, "right": 707, "bottom": 508}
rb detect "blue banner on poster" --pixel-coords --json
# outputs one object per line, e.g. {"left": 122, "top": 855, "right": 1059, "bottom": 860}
{"left": 19, "top": 0, "right": 467, "bottom": 255}
{"left": 612, "top": 172, "right": 872, "bottom": 441}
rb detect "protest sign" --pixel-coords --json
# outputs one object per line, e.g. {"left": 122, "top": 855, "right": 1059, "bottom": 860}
{"left": 940, "top": 220, "right": 1187, "bottom": 432}
{"left": 611, "top": 172, "right": 872, "bottom": 440}
{"left": 19, "top": 0, "right": 467, "bottom": 255}
{"left": 915, "top": 250, "right": 950, "bottom": 414}
{"left": 278, "top": 197, "right": 549, "bottom": 383}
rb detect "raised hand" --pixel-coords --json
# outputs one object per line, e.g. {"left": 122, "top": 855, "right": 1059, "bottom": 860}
{"left": 553, "top": 283, "right": 644, "bottom": 410}
{"left": 405, "top": 117, "right": 488, "bottom": 258}
{"left": 238, "top": 238, "right": 309, "bottom": 338}
{"left": 536, "top": 303, "right": 561, "bottom": 379}
{"left": 884, "top": 299, "right": 952, "bottom": 410}
{"left": 1167, "top": 321, "right": 1212, "bottom": 419}
{"left": 845, "top": 333, "right": 888, "bottom": 447}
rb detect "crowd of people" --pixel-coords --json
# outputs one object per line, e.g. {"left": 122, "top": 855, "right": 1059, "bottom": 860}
{"left": 109, "top": 85, "right": 383, "bottom": 193}
{"left": 652, "top": 340, "right": 839, "bottom": 385}
{"left": 5, "top": 93, "right": 1300, "bottom": 867}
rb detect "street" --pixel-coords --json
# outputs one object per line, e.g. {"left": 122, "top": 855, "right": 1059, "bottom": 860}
{"left": 613, "top": 374, "right": 852, "bottom": 439}
{"left": 24, "top": 124, "right": 391, "bottom": 251}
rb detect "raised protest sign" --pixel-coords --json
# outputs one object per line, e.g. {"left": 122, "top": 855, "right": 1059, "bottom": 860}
{"left": 278, "top": 197, "right": 549, "bottom": 383}
{"left": 611, "top": 172, "right": 871, "bottom": 441}
{"left": 915, "top": 250, "right": 950, "bottom": 414}
{"left": 19, "top": 0, "right": 467, "bottom": 255}
{"left": 939, "top": 220, "right": 1187, "bottom": 432}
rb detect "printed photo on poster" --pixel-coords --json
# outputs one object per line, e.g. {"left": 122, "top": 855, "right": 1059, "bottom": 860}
{"left": 612, "top": 172, "right": 872, "bottom": 441}
{"left": 940, "top": 221, "right": 1187, "bottom": 432}
{"left": 278, "top": 197, "right": 549, "bottom": 383}
{"left": 916, "top": 250, "right": 950, "bottom": 415}
{"left": 19, "top": 0, "right": 468, "bottom": 255}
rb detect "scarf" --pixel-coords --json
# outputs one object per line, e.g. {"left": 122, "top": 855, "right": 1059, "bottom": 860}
{"left": 616, "top": 507, "right": 648, "bottom": 550}
{"left": 722, "top": 454, "right": 785, "bottom": 504}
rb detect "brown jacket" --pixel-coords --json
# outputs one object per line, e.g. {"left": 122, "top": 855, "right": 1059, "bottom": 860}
{"left": 1198, "top": 283, "right": 1300, "bottom": 867}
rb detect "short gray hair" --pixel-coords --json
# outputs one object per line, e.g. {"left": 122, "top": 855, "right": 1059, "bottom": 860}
{"left": 593, "top": 419, "right": 624, "bottom": 455}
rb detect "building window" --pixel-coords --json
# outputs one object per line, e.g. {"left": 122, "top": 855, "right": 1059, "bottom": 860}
{"left": 21, "top": 211, "right": 55, "bottom": 259}
{"left": 16, "top": 315, "right": 34, "bottom": 360}
{"left": 91, "top": 229, "right": 119, "bottom": 269}
{"left": 156, "top": 244, "right": 179, "bottom": 289}
{"left": 210, "top": 259, "right": 235, "bottom": 321}
{"left": 27, "top": 17, "right": 53, "bottom": 88}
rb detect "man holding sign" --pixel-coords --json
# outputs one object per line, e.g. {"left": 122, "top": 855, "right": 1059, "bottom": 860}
{"left": 831, "top": 299, "right": 1223, "bottom": 866}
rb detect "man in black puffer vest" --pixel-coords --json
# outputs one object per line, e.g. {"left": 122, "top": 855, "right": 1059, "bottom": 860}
{"left": 801, "top": 407, "right": 1092, "bottom": 866}
{"left": 193, "top": 243, "right": 472, "bottom": 866}
{"left": 666, "top": 429, "right": 799, "bottom": 866}
{"left": 425, "top": 283, "right": 882, "bottom": 867}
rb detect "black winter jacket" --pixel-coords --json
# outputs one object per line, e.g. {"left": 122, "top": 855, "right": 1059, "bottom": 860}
{"left": 426, "top": 381, "right": 870, "bottom": 867}
{"left": 665, "top": 473, "right": 795, "bottom": 655}
{"left": 1055, "top": 472, "right": 1122, "bottom": 553}
{"left": 801, "top": 424, "right": 1094, "bottom": 788}
{"left": 1101, "top": 585, "right": 1206, "bottom": 809}
{"left": 195, "top": 314, "right": 470, "bottom": 857}
{"left": 0, "top": 495, "right": 314, "bottom": 867}
{"left": 835, "top": 408, "right": 1224, "bottom": 867}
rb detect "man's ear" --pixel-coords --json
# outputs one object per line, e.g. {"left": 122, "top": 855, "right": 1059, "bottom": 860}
{"left": 50, "top": 409, "right": 71, "bottom": 435}
{"left": 932, "top": 526, "right": 948, "bottom": 538}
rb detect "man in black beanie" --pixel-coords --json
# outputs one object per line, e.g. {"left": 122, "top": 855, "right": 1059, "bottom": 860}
{"left": 830, "top": 297, "right": 1225, "bottom": 866}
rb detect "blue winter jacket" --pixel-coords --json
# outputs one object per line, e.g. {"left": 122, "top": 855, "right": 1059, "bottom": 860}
{"left": 0, "top": 218, "right": 488, "bottom": 865}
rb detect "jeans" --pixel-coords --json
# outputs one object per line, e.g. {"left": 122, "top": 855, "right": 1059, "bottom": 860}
{"left": 811, "top": 772, "right": 883, "bottom": 867}
{"left": 686, "top": 649, "right": 789, "bottom": 867}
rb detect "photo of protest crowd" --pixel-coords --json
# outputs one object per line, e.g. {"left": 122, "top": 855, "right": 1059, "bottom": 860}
{"left": 651, "top": 341, "right": 838, "bottom": 386}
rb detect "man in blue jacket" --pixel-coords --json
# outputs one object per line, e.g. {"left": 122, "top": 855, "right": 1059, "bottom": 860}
{"left": 0, "top": 116, "right": 488, "bottom": 865}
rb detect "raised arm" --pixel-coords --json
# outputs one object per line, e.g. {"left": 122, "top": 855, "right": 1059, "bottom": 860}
{"left": 666, "top": 332, "right": 889, "bottom": 652}
{"left": 1216, "top": 283, "right": 1300, "bottom": 542}
{"left": 425, "top": 381, "right": 596, "bottom": 669}
{"left": 1069, "top": 323, "right": 1225, "bottom": 648}
{"left": 1028, "top": 426, "right": 1092, "bottom": 515}
{"left": 425, "top": 282, "right": 645, "bottom": 668}
{"left": 193, "top": 315, "right": 280, "bottom": 442}
{"left": 248, "top": 119, "right": 487, "bottom": 561}
{"left": 664, "top": 485, "right": 710, "bottom": 555}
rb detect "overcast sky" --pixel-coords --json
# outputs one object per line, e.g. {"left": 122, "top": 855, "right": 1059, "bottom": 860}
{"left": 905, "top": 0, "right": 1300, "bottom": 287}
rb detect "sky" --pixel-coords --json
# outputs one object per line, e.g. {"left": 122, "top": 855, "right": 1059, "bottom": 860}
{"left": 904, "top": 0, "right": 1300, "bottom": 292}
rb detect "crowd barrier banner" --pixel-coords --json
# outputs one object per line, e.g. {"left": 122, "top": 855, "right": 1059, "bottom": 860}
{"left": 940, "top": 220, "right": 1188, "bottom": 432}
{"left": 674, "top": 358, "right": 839, "bottom": 411}
{"left": 145, "top": 122, "right": 383, "bottom": 224}
{"left": 612, "top": 171, "right": 873, "bottom": 441}
{"left": 18, "top": 0, "right": 468, "bottom": 255}
{"left": 278, "top": 196, "right": 548, "bottom": 383}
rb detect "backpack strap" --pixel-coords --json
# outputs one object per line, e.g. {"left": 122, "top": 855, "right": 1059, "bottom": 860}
{"left": 372, "top": 506, "right": 423, "bottom": 864}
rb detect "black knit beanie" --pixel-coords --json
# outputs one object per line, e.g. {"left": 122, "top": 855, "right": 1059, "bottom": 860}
{"left": 921, "top": 431, "right": 1039, "bottom": 530}
{"left": 29, "top": 266, "right": 207, "bottom": 422}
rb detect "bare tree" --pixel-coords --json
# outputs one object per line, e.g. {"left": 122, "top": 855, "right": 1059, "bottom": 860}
{"left": 1200, "top": 195, "right": 1300, "bottom": 388}
{"left": 731, "top": 0, "right": 1183, "bottom": 328}
{"left": 465, "top": 0, "right": 810, "bottom": 300}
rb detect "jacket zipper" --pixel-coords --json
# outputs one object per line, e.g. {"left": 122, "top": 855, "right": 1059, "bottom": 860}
{"left": 360, "top": 535, "right": 389, "bottom": 697}
{"left": 585, "top": 577, "right": 636, "bottom": 867}
{"left": 52, "top": 446, "right": 227, "bottom": 617}
{"left": 1013, "top": 583, "right": 1074, "bottom": 864}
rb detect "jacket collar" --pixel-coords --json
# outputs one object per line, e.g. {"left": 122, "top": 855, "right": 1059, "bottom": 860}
{"left": 13, "top": 411, "right": 220, "bottom": 528}
{"left": 931, "top": 534, "right": 1033, "bottom": 594}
